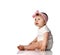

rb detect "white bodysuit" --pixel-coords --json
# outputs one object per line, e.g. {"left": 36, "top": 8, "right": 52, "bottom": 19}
{"left": 37, "top": 25, "right": 53, "bottom": 50}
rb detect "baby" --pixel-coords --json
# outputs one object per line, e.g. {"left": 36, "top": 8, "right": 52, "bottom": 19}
{"left": 17, "top": 10, "right": 53, "bottom": 51}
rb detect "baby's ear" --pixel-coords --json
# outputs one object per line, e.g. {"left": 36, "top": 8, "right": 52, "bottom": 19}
{"left": 44, "top": 21, "right": 46, "bottom": 25}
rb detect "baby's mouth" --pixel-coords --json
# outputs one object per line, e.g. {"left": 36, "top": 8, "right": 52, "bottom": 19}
{"left": 36, "top": 23, "right": 38, "bottom": 25}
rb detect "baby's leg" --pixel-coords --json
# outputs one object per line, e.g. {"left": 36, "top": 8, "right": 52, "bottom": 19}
{"left": 24, "top": 42, "right": 41, "bottom": 50}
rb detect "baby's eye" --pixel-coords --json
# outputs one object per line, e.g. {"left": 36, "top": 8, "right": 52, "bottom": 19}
{"left": 38, "top": 18, "right": 40, "bottom": 20}
{"left": 35, "top": 19, "right": 36, "bottom": 21}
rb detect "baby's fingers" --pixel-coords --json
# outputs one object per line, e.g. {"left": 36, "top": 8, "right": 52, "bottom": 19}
{"left": 40, "top": 46, "right": 45, "bottom": 51}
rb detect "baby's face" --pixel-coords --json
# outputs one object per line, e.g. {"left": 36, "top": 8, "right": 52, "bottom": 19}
{"left": 34, "top": 16, "right": 46, "bottom": 27}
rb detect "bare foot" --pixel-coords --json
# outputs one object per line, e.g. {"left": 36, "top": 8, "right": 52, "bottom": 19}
{"left": 17, "top": 45, "right": 25, "bottom": 50}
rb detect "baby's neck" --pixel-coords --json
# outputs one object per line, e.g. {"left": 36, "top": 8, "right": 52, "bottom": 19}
{"left": 39, "top": 24, "right": 46, "bottom": 29}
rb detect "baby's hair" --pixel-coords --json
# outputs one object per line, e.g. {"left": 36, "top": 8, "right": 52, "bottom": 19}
{"left": 41, "top": 12, "right": 48, "bottom": 19}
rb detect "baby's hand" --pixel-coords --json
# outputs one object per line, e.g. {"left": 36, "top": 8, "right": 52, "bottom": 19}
{"left": 40, "top": 46, "right": 46, "bottom": 51}
{"left": 40, "top": 42, "right": 46, "bottom": 51}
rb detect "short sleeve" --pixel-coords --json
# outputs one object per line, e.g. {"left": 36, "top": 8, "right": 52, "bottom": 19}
{"left": 41, "top": 25, "right": 50, "bottom": 34}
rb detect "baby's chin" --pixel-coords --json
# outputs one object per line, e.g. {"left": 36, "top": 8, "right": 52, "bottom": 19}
{"left": 35, "top": 24, "right": 40, "bottom": 27}
{"left": 35, "top": 24, "right": 43, "bottom": 28}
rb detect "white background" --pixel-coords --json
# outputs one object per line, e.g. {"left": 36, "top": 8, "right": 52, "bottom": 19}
{"left": 0, "top": 0, "right": 60, "bottom": 55}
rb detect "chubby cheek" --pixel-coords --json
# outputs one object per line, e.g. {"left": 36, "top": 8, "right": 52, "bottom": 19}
{"left": 38, "top": 21, "right": 45, "bottom": 25}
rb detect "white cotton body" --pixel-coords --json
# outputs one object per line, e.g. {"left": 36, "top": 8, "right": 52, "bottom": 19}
{"left": 37, "top": 25, "right": 53, "bottom": 50}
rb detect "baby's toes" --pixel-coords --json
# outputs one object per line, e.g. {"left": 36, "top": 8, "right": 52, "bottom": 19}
{"left": 17, "top": 45, "right": 24, "bottom": 50}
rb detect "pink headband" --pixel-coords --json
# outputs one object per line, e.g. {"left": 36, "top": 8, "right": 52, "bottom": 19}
{"left": 32, "top": 10, "right": 48, "bottom": 23}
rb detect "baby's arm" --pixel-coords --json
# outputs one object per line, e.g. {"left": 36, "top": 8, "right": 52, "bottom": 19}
{"left": 29, "top": 37, "right": 37, "bottom": 45}
{"left": 40, "top": 32, "right": 49, "bottom": 51}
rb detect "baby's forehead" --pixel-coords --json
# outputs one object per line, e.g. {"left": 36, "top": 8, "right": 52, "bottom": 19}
{"left": 34, "top": 16, "right": 43, "bottom": 19}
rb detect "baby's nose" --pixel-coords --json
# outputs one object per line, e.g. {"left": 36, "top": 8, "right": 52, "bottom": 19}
{"left": 36, "top": 20, "right": 38, "bottom": 22}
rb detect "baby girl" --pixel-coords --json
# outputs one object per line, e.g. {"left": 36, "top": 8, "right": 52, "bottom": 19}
{"left": 17, "top": 10, "right": 53, "bottom": 51}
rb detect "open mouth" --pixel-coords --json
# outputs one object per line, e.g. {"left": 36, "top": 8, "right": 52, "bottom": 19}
{"left": 36, "top": 23, "right": 38, "bottom": 25}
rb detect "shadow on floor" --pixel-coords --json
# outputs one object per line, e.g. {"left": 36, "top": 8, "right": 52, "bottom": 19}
{"left": 17, "top": 50, "right": 52, "bottom": 55}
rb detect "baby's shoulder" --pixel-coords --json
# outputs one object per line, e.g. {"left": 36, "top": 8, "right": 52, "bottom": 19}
{"left": 41, "top": 25, "right": 50, "bottom": 33}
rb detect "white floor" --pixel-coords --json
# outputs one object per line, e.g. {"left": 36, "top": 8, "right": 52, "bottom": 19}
{"left": 17, "top": 50, "right": 52, "bottom": 55}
